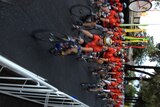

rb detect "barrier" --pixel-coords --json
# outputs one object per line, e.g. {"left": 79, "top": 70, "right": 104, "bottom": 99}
{"left": 0, "top": 55, "right": 89, "bottom": 107}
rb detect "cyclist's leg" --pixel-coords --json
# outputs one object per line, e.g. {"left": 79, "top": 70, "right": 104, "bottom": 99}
{"left": 81, "top": 29, "right": 94, "bottom": 38}
{"left": 100, "top": 17, "right": 109, "bottom": 22}
{"left": 89, "top": 87, "right": 103, "bottom": 92}
{"left": 61, "top": 47, "right": 78, "bottom": 55}
{"left": 72, "top": 25, "right": 94, "bottom": 38}
{"left": 82, "top": 22, "right": 96, "bottom": 27}
{"left": 97, "top": 70, "right": 107, "bottom": 75}
{"left": 95, "top": 24, "right": 105, "bottom": 30}
{"left": 96, "top": 58, "right": 105, "bottom": 64}
{"left": 77, "top": 37, "right": 85, "bottom": 45}
{"left": 81, "top": 47, "right": 93, "bottom": 52}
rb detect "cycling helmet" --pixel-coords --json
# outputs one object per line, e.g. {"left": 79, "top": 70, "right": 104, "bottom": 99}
{"left": 103, "top": 37, "right": 112, "bottom": 46}
{"left": 102, "top": 3, "right": 110, "bottom": 7}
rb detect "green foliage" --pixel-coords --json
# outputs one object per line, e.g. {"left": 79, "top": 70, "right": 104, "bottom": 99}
{"left": 125, "top": 84, "right": 137, "bottom": 107}
{"left": 133, "top": 48, "right": 147, "bottom": 65}
{"left": 138, "top": 74, "right": 160, "bottom": 107}
{"left": 126, "top": 70, "right": 136, "bottom": 77}
{"left": 131, "top": 35, "right": 160, "bottom": 65}
{"left": 148, "top": 49, "right": 160, "bottom": 64}
{"left": 125, "top": 103, "right": 132, "bottom": 107}
{"left": 125, "top": 84, "right": 137, "bottom": 97}
{"left": 132, "top": 36, "right": 159, "bottom": 65}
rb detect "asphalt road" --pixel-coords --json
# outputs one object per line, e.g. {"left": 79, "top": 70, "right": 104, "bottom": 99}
{"left": 0, "top": 0, "right": 103, "bottom": 107}
{"left": 0, "top": 0, "right": 129, "bottom": 107}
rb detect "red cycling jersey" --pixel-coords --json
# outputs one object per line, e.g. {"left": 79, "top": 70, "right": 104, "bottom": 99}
{"left": 85, "top": 35, "right": 103, "bottom": 52}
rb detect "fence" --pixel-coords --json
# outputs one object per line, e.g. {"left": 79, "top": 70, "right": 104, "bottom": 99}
{"left": 0, "top": 55, "right": 89, "bottom": 107}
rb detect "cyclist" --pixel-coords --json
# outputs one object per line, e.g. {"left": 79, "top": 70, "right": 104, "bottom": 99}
{"left": 76, "top": 10, "right": 124, "bottom": 29}
{"left": 61, "top": 27, "right": 109, "bottom": 55}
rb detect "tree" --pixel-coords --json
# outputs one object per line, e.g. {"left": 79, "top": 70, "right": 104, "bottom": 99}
{"left": 131, "top": 36, "right": 154, "bottom": 65}
{"left": 141, "top": 80, "right": 160, "bottom": 106}
{"left": 149, "top": 49, "right": 160, "bottom": 64}
{"left": 125, "top": 85, "right": 137, "bottom": 97}
{"left": 125, "top": 84, "right": 137, "bottom": 106}
{"left": 134, "top": 74, "right": 160, "bottom": 107}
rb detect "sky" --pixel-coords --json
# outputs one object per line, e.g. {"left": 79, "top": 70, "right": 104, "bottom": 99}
{"left": 140, "top": 1, "right": 160, "bottom": 45}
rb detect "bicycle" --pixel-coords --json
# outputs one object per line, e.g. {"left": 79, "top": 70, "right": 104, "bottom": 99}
{"left": 70, "top": 4, "right": 92, "bottom": 17}
{"left": 32, "top": 31, "right": 103, "bottom": 62}
{"left": 129, "top": 0, "right": 153, "bottom": 12}
{"left": 70, "top": 4, "right": 106, "bottom": 35}
{"left": 32, "top": 31, "right": 81, "bottom": 55}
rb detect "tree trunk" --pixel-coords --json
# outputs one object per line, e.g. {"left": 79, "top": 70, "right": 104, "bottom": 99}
{"left": 125, "top": 77, "right": 151, "bottom": 81}
{"left": 125, "top": 64, "right": 160, "bottom": 69}
{"left": 125, "top": 68, "right": 155, "bottom": 76}
{"left": 125, "top": 64, "right": 160, "bottom": 73}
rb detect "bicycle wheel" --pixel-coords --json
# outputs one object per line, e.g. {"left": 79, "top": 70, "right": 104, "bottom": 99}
{"left": 70, "top": 4, "right": 92, "bottom": 17}
{"left": 129, "top": 0, "right": 152, "bottom": 12}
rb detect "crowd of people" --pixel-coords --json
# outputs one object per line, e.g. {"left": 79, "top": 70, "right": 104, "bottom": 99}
{"left": 56, "top": 0, "right": 128, "bottom": 107}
